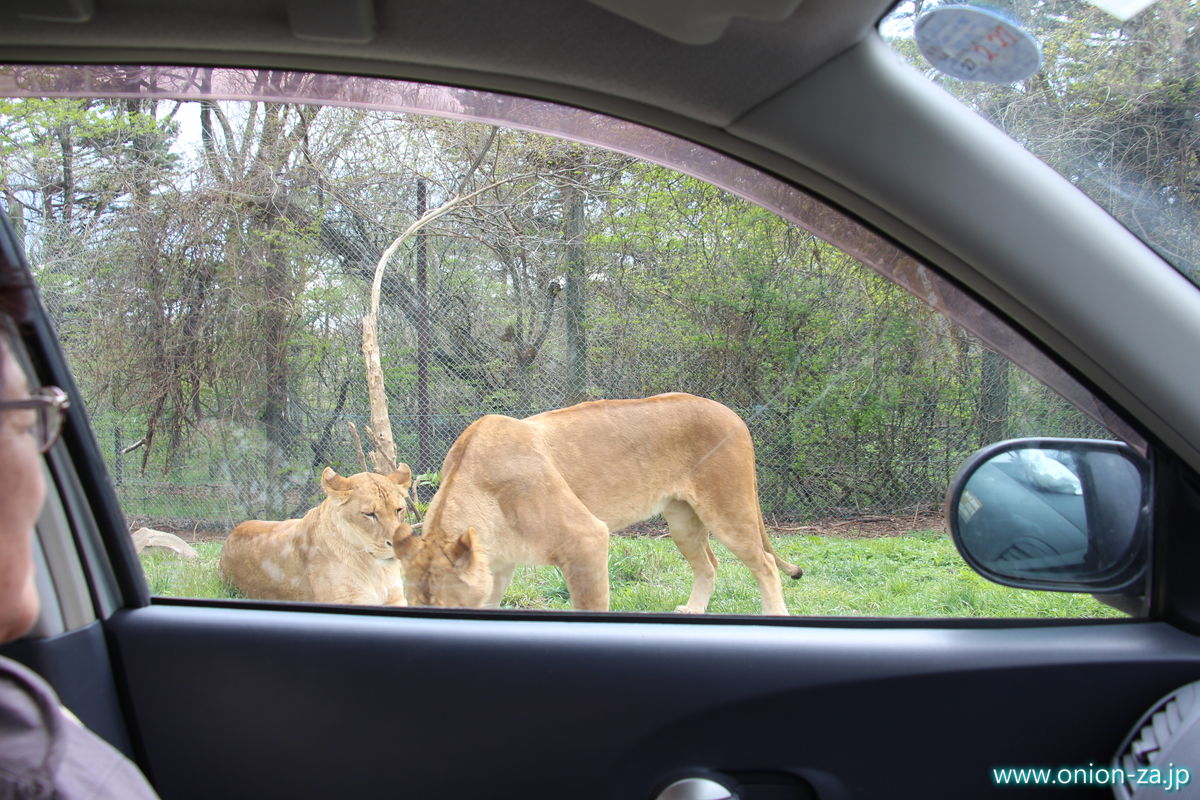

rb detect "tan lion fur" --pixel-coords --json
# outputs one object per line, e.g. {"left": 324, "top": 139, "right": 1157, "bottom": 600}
{"left": 395, "top": 393, "right": 801, "bottom": 615}
{"left": 220, "top": 467, "right": 413, "bottom": 605}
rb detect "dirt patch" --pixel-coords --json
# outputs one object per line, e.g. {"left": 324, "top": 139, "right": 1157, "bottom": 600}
{"left": 769, "top": 511, "right": 947, "bottom": 539}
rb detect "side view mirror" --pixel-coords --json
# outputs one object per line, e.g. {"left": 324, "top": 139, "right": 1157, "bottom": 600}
{"left": 946, "top": 438, "right": 1150, "bottom": 594}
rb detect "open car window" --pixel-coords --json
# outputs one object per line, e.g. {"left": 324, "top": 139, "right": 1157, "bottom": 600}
{"left": 0, "top": 65, "right": 1140, "bottom": 618}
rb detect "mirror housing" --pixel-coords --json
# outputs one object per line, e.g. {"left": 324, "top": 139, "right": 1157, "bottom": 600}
{"left": 947, "top": 438, "right": 1150, "bottom": 594}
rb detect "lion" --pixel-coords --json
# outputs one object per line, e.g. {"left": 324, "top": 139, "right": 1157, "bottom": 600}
{"left": 219, "top": 466, "right": 413, "bottom": 605}
{"left": 394, "top": 393, "right": 801, "bottom": 615}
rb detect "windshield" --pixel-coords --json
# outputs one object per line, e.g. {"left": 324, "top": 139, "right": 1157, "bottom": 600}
{"left": 883, "top": 0, "right": 1200, "bottom": 282}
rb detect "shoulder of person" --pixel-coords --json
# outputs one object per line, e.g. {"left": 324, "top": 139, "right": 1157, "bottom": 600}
{"left": 0, "top": 654, "right": 63, "bottom": 798}
{"left": 0, "top": 654, "right": 159, "bottom": 799}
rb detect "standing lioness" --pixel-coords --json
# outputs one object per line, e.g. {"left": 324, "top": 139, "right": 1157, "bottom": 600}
{"left": 395, "top": 393, "right": 801, "bottom": 614}
{"left": 220, "top": 467, "right": 413, "bottom": 605}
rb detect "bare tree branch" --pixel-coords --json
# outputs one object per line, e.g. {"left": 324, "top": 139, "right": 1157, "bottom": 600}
{"left": 452, "top": 125, "right": 498, "bottom": 195}
{"left": 361, "top": 172, "right": 542, "bottom": 470}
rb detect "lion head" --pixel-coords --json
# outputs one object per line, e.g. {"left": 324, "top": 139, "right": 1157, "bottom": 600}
{"left": 394, "top": 527, "right": 492, "bottom": 607}
{"left": 320, "top": 467, "right": 413, "bottom": 560}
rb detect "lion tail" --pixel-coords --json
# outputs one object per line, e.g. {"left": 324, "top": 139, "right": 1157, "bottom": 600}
{"left": 760, "top": 515, "right": 803, "bottom": 579}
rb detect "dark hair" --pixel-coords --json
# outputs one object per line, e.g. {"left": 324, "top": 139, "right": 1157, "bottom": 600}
{"left": 0, "top": 212, "right": 36, "bottom": 398}
{"left": 0, "top": 212, "right": 33, "bottom": 322}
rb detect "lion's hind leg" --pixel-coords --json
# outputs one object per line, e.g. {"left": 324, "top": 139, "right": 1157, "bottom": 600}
{"left": 663, "top": 500, "right": 718, "bottom": 614}
{"left": 693, "top": 504, "right": 790, "bottom": 616}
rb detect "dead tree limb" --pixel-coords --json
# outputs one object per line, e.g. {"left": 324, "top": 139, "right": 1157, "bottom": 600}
{"left": 360, "top": 174, "right": 537, "bottom": 472}
{"left": 347, "top": 421, "right": 369, "bottom": 473}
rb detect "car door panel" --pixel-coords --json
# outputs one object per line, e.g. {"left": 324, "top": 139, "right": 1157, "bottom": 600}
{"left": 0, "top": 622, "right": 136, "bottom": 758}
{"left": 105, "top": 603, "right": 1200, "bottom": 799}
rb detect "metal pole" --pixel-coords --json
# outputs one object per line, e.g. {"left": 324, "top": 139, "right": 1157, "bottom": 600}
{"left": 415, "top": 178, "right": 432, "bottom": 474}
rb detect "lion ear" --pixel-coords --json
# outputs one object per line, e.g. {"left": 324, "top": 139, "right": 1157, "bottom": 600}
{"left": 321, "top": 467, "right": 351, "bottom": 494}
{"left": 449, "top": 527, "right": 480, "bottom": 569}
{"left": 393, "top": 528, "right": 421, "bottom": 562}
{"left": 388, "top": 464, "right": 413, "bottom": 490}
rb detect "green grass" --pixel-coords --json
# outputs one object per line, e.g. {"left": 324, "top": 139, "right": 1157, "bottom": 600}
{"left": 139, "top": 541, "right": 243, "bottom": 599}
{"left": 140, "top": 532, "right": 1123, "bottom": 618}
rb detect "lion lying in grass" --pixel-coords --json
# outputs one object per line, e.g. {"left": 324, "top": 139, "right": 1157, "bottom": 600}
{"left": 220, "top": 467, "right": 412, "bottom": 605}
{"left": 395, "top": 393, "right": 801, "bottom": 614}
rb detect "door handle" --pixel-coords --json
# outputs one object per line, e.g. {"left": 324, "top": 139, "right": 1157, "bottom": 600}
{"left": 653, "top": 771, "right": 817, "bottom": 800}
{"left": 655, "top": 777, "right": 737, "bottom": 800}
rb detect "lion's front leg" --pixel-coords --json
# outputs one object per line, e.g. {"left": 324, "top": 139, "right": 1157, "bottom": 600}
{"left": 325, "top": 587, "right": 375, "bottom": 605}
{"left": 312, "top": 565, "right": 378, "bottom": 605}
{"left": 557, "top": 522, "right": 611, "bottom": 611}
{"left": 560, "top": 560, "right": 609, "bottom": 611}
{"left": 487, "top": 565, "right": 515, "bottom": 608}
{"left": 383, "top": 584, "right": 407, "bottom": 606}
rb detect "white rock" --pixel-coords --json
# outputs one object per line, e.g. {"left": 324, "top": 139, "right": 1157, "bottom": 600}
{"left": 131, "top": 527, "right": 199, "bottom": 559}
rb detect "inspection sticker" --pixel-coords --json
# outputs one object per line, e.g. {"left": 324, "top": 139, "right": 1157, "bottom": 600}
{"left": 915, "top": 5, "right": 1043, "bottom": 84}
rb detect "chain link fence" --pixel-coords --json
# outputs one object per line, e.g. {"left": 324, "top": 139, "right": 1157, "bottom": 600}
{"left": 13, "top": 97, "right": 1107, "bottom": 536}
{"left": 48, "top": 266, "right": 1105, "bottom": 535}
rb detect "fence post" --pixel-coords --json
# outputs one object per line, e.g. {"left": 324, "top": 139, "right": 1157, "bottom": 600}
{"left": 416, "top": 177, "right": 433, "bottom": 474}
{"left": 113, "top": 419, "right": 122, "bottom": 487}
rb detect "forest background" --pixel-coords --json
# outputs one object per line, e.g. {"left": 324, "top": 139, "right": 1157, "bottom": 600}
{"left": 1, "top": 0, "right": 1187, "bottom": 535}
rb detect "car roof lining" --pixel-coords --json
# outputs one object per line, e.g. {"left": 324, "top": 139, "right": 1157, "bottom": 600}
{"left": 0, "top": 0, "right": 894, "bottom": 128}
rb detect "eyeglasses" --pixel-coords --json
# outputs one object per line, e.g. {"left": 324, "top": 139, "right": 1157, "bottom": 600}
{"left": 0, "top": 386, "right": 69, "bottom": 453}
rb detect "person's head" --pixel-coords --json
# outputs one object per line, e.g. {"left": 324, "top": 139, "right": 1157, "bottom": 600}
{"left": 0, "top": 331, "right": 46, "bottom": 641}
{"left": 0, "top": 243, "right": 50, "bottom": 642}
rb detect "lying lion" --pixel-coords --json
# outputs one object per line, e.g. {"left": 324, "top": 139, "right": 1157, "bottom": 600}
{"left": 395, "top": 393, "right": 801, "bottom": 614}
{"left": 220, "top": 467, "right": 413, "bottom": 605}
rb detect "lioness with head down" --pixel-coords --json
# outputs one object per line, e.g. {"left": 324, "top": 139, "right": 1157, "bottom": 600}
{"left": 395, "top": 393, "right": 801, "bottom": 615}
{"left": 219, "top": 467, "right": 413, "bottom": 605}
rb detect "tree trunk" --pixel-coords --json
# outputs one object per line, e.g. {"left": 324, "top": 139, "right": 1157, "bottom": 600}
{"left": 415, "top": 178, "right": 433, "bottom": 473}
{"left": 562, "top": 172, "right": 588, "bottom": 405}
{"left": 977, "top": 347, "right": 1010, "bottom": 446}
{"left": 257, "top": 235, "right": 294, "bottom": 451}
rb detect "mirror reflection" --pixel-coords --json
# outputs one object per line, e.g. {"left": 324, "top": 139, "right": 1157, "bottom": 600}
{"left": 952, "top": 441, "right": 1148, "bottom": 590}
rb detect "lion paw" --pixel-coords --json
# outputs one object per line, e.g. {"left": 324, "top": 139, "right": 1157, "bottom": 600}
{"left": 674, "top": 603, "right": 705, "bottom": 614}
